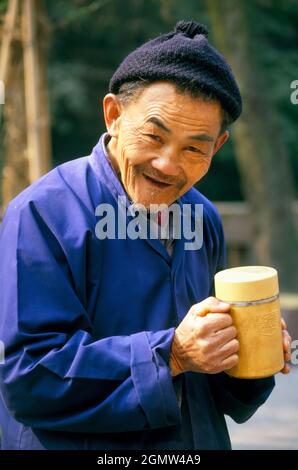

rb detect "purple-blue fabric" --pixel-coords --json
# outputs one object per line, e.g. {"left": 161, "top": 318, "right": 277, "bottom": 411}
{"left": 0, "top": 134, "right": 274, "bottom": 450}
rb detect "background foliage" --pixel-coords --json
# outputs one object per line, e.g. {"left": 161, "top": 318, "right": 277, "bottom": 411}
{"left": 39, "top": 0, "right": 298, "bottom": 201}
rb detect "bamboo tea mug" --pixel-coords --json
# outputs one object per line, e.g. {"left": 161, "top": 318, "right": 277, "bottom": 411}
{"left": 214, "top": 266, "right": 284, "bottom": 379}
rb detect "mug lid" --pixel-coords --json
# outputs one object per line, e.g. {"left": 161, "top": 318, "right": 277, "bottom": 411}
{"left": 214, "top": 266, "right": 279, "bottom": 302}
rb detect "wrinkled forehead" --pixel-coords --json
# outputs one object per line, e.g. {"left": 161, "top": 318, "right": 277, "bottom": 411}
{"left": 126, "top": 82, "right": 223, "bottom": 134}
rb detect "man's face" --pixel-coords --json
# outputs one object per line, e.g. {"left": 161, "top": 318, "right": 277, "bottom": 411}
{"left": 104, "top": 82, "right": 229, "bottom": 208}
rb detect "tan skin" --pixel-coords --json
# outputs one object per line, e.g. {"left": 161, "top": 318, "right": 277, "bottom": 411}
{"left": 103, "top": 81, "right": 291, "bottom": 377}
{"left": 104, "top": 81, "right": 228, "bottom": 208}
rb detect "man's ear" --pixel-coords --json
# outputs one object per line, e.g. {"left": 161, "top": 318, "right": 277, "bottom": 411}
{"left": 103, "top": 93, "right": 122, "bottom": 137}
{"left": 212, "top": 130, "right": 229, "bottom": 156}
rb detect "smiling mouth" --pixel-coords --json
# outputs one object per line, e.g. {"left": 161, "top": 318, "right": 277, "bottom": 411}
{"left": 143, "top": 173, "right": 173, "bottom": 189}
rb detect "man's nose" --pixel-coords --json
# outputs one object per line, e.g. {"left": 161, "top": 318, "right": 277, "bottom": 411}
{"left": 150, "top": 150, "right": 181, "bottom": 177}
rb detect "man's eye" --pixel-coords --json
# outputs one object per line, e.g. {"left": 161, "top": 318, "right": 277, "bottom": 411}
{"left": 186, "top": 146, "right": 202, "bottom": 153}
{"left": 147, "top": 134, "right": 162, "bottom": 143}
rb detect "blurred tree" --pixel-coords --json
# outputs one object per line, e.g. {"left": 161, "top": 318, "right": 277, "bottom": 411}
{"left": 206, "top": 0, "right": 298, "bottom": 291}
{"left": 1, "top": 23, "right": 29, "bottom": 208}
{"left": 0, "top": 0, "right": 29, "bottom": 209}
{"left": 0, "top": 0, "right": 51, "bottom": 211}
{"left": 1, "top": 0, "right": 298, "bottom": 204}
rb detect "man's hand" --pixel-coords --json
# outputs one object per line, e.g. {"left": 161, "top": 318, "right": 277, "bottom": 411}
{"left": 280, "top": 318, "right": 292, "bottom": 374}
{"left": 169, "top": 297, "right": 239, "bottom": 377}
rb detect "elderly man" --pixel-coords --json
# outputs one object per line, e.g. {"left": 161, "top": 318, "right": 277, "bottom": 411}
{"left": 0, "top": 20, "right": 291, "bottom": 450}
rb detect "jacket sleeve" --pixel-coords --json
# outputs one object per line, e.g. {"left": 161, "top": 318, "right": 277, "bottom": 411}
{"left": 0, "top": 202, "right": 181, "bottom": 433}
{"left": 208, "top": 372, "right": 275, "bottom": 423}
{"left": 207, "top": 209, "right": 275, "bottom": 423}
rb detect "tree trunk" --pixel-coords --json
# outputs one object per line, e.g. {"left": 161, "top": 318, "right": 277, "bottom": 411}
{"left": 206, "top": 0, "right": 298, "bottom": 292}
{"left": 2, "top": 33, "right": 29, "bottom": 210}
{"left": 1, "top": 0, "right": 51, "bottom": 214}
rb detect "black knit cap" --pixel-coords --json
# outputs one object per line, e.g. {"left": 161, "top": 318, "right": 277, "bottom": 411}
{"left": 109, "top": 20, "right": 242, "bottom": 122}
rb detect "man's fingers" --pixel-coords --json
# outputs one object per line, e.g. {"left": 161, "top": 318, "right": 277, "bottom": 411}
{"left": 206, "top": 312, "right": 234, "bottom": 330}
{"left": 282, "top": 330, "right": 292, "bottom": 351}
{"left": 193, "top": 296, "right": 231, "bottom": 317}
{"left": 218, "top": 338, "right": 239, "bottom": 358}
{"left": 221, "top": 353, "right": 239, "bottom": 371}
{"left": 212, "top": 325, "right": 237, "bottom": 345}
{"left": 284, "top": 351, "right": 291, "bottom": 362}
{"left": 281, "top": 318, "right": 287, "bottom": 330}
{"left": 280, "top": 363, "right": 290, "bottom": 374}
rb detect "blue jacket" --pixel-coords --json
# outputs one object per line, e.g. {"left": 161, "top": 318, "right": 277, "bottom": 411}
{"left": 0, "top": 134, "right": 274, "bottom": 450}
